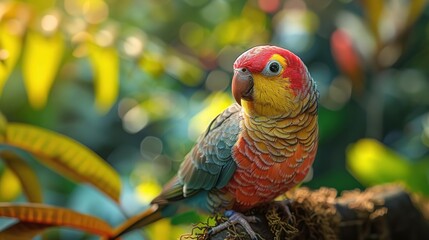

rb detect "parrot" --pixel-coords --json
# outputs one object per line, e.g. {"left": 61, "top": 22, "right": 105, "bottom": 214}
{"left": 112, "top": 45, "right": 319, "bottom": 239}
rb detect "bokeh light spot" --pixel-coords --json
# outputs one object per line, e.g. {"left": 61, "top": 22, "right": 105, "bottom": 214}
{"left": 123, "top": 36, "right": 143, "bottom": 58}
{"left": 397, "top": 69, "right": 426, "bottom": 95}
{"left": 179, "top": 22, "right": 205, "bottom": 48}
{"left": 94, "top": 29, "right": 114, "bottom": 47}
{"left": 118, "top": 98, "right": 139, "bottom": 118}
{"left": 0, "top": 49, "right": 9, "bottom": 61}
{"left": 122, "top": 105, "right": 149, "bottom": 133}
{"left": 6, "top": 19, "right": 26, "bottom": 36}
{"left": 258, "top": 0, "right": 280, "bottom": 13}
{"left": 140, "top": 136, "right": 163, "bottom": 161}
{"left": 201, "top": 0, "right": 230, "bottom": 25}
{"left": 217, "top": 46, "right": 244, "bottom": 72}
{"left": 135, "top": 179, "right": 162, "bottom": 204}
{"left": 322, "top": 76, "right": 352, "bottom": 110}
{"left": 378, "top": 44, "right": 401, "bottom": 68}
{"left": 274, "top": 9, "right": 319, "bottom": 53}
{"left": 83, "top": 0, "right": 109, "bottom": 24}
{"left": 205, "top": 70, "right": 230, "bottom": 92}
{"left": 41, "top": 14, "right": 59, "bottom": 33}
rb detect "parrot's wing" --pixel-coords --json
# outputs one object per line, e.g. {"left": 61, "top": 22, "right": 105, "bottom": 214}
{"left": 152, "top": 103, "right": 241, "bottom": 204}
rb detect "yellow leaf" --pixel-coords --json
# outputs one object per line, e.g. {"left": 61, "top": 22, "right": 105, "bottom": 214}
{"left": 24, "top": 0, "right": 55, "bottom": 12}
{"left": 0, "top": 167, "right": 21, "bottom": 201}
{"left": 361, "top": 0, "right": 384, "bottom": 44}
{"left": 88, "top": 44, "right": 119, "bottom": 114}
{"left": 165, "top": 55, "right": 203, "bottom": 86}
{"left": 22, "top": 30, "right": 64, "bottom": 109}
{"left": 139, "top": 52, "right": 164, "bottom": 77}
{"left": 67, "top": 0, "right": 109, "bottom": 24}
{"left": 0, "top": 203, "right": 113, "bottom": 237}
{"left": 346, "top": 138, "right": 411, "bottom": 186}
{"left": 0, "top": 22, "right": 23, "bottom": 96}
{"left": 347, "top": 139, "right": 429, "bottom": 196}
{"left": 3, "top": 123, "right": 121, "bottom": 203}
{"left": 0, "top": 151, "right": 43, "bottom": 203}
{"left": 406, "top": 0, "right": 428, "bottom": 28}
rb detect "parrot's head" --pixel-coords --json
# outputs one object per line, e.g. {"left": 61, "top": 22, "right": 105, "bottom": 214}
{"left": 232, "top": 45, "right": 315, "bottom": 117}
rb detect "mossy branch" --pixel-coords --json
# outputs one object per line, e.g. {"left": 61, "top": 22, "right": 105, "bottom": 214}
{"left": 182, "top": 185, "right": 429, "bottom": 240}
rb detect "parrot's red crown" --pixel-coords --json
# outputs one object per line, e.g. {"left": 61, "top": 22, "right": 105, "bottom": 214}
{"left": 234, "top": 45, "right": 308, "bottom": 94}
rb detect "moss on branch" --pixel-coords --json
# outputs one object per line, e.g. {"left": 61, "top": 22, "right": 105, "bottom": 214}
{"left": 182, "top": 185, "right": 429, "bottom": 240}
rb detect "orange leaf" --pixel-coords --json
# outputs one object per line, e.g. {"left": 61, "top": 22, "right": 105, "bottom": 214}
{"left": 0, "top": 203, "right": 113, "bottom": 237}
{"left": 2, "top": 123, "right": 121, "bottom": 203}
{"left": 0, "top": 150, "right": 43, "bottom": 203}
{"left": 0, "top": 222, "right": 51, "bottom": 240}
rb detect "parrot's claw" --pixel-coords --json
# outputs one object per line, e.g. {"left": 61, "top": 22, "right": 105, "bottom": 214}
{"left": 280, "top": 199, "right": 294, "bottom": 223}
{"left": 208, "top": 210, "right": 259, "bottom": 240}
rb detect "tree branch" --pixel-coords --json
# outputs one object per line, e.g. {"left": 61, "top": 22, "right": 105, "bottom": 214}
{"left": 183, "top": 185, "right": 429, "bottom": 240}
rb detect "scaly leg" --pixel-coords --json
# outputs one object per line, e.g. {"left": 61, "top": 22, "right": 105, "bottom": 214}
{"left": 208, "top": 210, "right": 260, "bottom": 240}
{"left": 280, "top": 199, "right": 293, "bottom": 221}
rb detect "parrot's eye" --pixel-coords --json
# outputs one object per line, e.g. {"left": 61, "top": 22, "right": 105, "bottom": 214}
{"left": 262, "top": 60, "right": 282, "bottom": 77}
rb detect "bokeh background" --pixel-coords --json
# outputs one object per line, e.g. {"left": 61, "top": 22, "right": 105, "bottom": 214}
{"left": 1, "top": 0, "right": 429, "bottom": 239}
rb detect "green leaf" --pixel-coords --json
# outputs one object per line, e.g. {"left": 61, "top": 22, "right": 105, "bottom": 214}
{"left": 0, "top": 203, "right": 113, "bottom": 237}
{"left": 0, "top": 150, "right": 43, "bottom": 203}
{"left": 170, "top": 211, "right": 203, "bottom": 225}
{"left": 1, "top": 123, "right": 121, "bottom": 203}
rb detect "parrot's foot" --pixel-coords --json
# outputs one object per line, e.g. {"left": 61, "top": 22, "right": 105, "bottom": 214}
{"left": 208, "top": 210, "right": 260, "bottom": 240}
{"left": 279, "top": 199, "right": 294, "bottom": 223}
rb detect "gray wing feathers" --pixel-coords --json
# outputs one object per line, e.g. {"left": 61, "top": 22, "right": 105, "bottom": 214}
{"left": 152, "top": 104, "right": 242, "bottom": 204}
{"left": 179, "top": 104, "right": 241, "bottom": 193}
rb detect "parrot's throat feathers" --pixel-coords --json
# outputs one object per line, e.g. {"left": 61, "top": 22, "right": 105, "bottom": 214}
{"left": 241, "top": 75, "right": 312, "bottom": 118}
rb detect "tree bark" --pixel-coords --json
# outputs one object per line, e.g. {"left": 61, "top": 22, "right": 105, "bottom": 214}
{"left": 183, "top": 185, "right": 429, "bottom": 240}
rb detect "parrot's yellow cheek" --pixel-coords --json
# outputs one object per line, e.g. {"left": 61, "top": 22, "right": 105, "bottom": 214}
{"left": 242, "top": 74, "right": 296, "bottom": 117}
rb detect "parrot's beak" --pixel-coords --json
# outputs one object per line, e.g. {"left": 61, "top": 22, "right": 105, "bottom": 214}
{"left": 232, "top": 68, "right": 254, "bottom": 105}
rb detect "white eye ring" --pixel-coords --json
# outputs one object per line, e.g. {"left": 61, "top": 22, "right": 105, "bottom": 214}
{"left": 262, "top": 60, "right": 282, "bottom": 76}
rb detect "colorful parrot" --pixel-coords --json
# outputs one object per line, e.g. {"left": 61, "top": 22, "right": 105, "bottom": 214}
{"left": 112, "top": 45, "right": 319, "bottom": 239}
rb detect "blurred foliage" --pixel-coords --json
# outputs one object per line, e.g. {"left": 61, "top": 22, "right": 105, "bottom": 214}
{"left": 0, "top": 202, "right": 114, "bottom": 238}
{"left": 0, "top": 0, "right": 429, "bottom": 239}
{"left": 347, "top": 138, "right": 429, "bottom": 196}
{"left": 0, "top": 113, "right": 121, "bottom": 203}
{"left": 0, "top": 113, "right": 122, "bottom": 239}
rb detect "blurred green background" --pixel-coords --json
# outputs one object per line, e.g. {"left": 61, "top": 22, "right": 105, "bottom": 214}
{"left": 1, "top": 0, "right": 429, "bottom": 239}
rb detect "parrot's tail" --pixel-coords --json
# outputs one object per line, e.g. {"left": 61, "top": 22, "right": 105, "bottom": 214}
{"left": 111, "top": 204, "right": 163, "bottom": 239}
